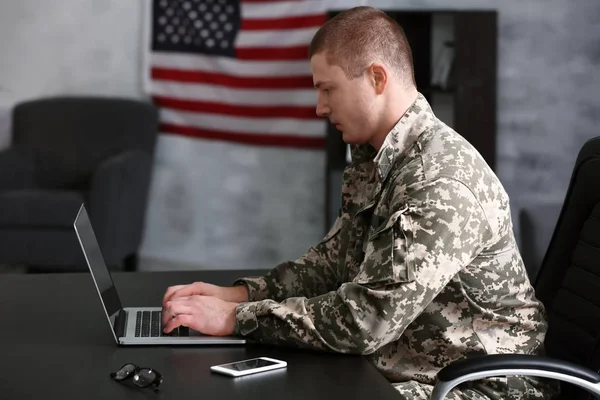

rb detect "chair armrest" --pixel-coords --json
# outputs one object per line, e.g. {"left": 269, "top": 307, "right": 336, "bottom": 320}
{"left": 430, "top": 354, "right": 600, "bottom": 400}
{"left": 0, "top": 148, "right": 35, "bottom": 191}
{"left": 89, "top": 150, "right": 153, "bottom": 266}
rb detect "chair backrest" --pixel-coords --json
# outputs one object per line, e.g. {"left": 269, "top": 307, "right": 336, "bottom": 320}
{"left": 534, "top": 136, "right": 600, "bottom": 399}
{"left": 518, "top": 202, "right": 562, "bottom": 281}
{"left": 11, "top": 96, "right": 159, "bottom": 189}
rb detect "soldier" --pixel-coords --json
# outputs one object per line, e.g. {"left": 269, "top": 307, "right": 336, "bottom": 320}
{"left": 161, "top": 6, "right": 557, "bottom": 399}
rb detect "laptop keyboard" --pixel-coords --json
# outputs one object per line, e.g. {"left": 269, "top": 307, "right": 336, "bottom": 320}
{"left": 134, "top": 310, "right": 189, "bottom": 337}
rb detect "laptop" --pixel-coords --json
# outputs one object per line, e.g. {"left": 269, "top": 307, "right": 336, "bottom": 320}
{"left": 73, "top": 204, "right": 246, "bottom": 346}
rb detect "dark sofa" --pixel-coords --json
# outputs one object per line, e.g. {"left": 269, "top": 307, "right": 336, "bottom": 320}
{"left": 0, "top": 96, "right": 159, "bottom": 272}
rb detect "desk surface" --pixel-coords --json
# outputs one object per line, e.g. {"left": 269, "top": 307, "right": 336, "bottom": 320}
{"left": 0, "top": 270, "right": 399, "bottom": 400}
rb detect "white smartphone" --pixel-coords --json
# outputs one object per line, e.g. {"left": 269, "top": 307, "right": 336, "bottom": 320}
{"left": 210, "top": 357, "right": 287, "bottom": 377}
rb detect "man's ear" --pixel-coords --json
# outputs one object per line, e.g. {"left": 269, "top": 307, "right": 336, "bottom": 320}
{"left": 369, "top": 63, "right": 388, "bottom": 95}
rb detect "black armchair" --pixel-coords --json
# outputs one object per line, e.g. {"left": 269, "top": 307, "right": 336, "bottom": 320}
{"left": 431, "top": 137, "right": 600, "bottom": 399}
{"left": 0, "top": 96, "right": 159, "bottom": 272}
{"left": 518, "top": 202, "right": 562, "bottom": 281}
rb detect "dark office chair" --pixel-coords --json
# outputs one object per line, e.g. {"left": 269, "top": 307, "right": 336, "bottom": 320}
{"left": 0, "top": 96, "right": 159, "bottom": 272}
{"left": 431, "top": 137, "right": 600, "bottom": 399}
{"left": 519, "top": 202, "right": 562, "bottom": 281}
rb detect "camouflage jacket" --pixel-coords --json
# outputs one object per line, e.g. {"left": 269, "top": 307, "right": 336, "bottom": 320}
{"left": 232, "top": 93, "right": 549, "bottom": 392}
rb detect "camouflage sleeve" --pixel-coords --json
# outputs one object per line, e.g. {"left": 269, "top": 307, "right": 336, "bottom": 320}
{"left": 233, "top": 178, "right": 493, "bottom": 354}
{"left": 231, "top": 217, "right": 344, "bottom": 302}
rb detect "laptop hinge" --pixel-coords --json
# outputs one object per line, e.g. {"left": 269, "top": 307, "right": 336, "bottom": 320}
{"left": 114, "top": 309, "right": 127, "bottom": 338}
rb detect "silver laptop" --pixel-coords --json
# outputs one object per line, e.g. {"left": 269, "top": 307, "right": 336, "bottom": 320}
{"left": 73, "top": 204, "right": 246, "bottom": 346}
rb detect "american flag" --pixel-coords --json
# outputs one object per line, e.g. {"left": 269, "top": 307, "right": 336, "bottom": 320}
{"left": 147, "top": 0, "right": 328, "bottom": 148}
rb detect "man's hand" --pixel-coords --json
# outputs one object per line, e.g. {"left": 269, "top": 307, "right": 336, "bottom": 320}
{"left": 162, "top": 295, "right": 239, "bottom": 336}
{"left": 162, "top": 282, "right": 249, "bottom": 307}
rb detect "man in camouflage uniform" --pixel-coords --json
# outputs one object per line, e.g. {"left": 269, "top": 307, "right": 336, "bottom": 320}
{"left": 161, "top": 6, "right": 557, "bottom": 399}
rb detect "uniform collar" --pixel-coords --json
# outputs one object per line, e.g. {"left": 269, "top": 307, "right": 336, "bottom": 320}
{"left": 349, "top": 92, "right": 431, "bottom": 181}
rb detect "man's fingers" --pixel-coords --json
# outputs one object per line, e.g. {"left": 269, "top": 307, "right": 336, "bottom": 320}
{"left": 163, "top": 314, "right": 194, "bottom": 334}
{"left": 161, "top": 297, "right": 194, "bottom": 326}
{"left": 172, "top": 285, "right": 196, "bottom": 300}
{"left": 162, "top": 285, "right": 186, "bottom": 307}
{"left": 163, "top": 283, "right": 204, "bottom": 307}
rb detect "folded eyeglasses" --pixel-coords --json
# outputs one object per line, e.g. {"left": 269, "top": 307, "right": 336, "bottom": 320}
{"left": 110, "top": 363, "right": 163, "bottom": 391}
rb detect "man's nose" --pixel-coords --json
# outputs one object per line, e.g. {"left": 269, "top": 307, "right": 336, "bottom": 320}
{"left": 316, "top": 101, "right": 330, "bottom": 117}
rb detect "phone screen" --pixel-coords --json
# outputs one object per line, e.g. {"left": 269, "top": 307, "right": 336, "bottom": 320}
{"left": 219, "top": 358, "right": 280, "bottom": 371}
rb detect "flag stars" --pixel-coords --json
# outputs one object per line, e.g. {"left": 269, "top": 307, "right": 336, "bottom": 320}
{"left": 153, "top": 0, "right": 239, "bottom": 56}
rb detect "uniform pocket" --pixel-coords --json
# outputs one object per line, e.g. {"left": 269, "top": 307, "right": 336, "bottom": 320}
{"left": 353, "top": 209, "right": 415, "bottom": 286}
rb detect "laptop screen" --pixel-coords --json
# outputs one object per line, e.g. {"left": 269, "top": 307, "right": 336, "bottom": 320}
{"left": 73, "top": 204, "right": 123, "bottom": 341}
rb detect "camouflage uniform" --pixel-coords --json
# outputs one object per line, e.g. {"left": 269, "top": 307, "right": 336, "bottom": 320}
{"left": 233, "top": 93, "right": 556, "bottom": 399}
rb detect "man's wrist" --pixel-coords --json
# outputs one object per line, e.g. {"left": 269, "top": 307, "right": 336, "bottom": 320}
{"left": 231, "top": 276, "right": 269, "bottom": 301}
{"left": 230, "top": 284, "right": 249, "bottom": 303}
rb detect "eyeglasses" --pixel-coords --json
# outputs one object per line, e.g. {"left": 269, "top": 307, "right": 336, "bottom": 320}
{"left": 110, "top": 363, "right": 163, "bottom": 391}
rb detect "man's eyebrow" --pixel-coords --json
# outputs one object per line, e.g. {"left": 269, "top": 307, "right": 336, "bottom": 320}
{"left": 314, "top": 81, "right": 329, "bottom": 88}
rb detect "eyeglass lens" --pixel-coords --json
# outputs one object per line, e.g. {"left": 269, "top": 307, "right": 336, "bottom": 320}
{"left": 132, "top": 369, "right": 158, "bottom": 387}
{"left": 112, "top": 364, "right": 137, "bottom": 380}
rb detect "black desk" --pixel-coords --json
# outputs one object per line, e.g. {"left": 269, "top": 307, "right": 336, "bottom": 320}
{"left": 0, "top": 270, "right": 399, "bottom": 400}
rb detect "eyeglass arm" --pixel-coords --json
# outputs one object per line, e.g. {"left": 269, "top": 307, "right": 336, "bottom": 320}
{"left": 430, "top": 354, "right": 600, "bottom": 400}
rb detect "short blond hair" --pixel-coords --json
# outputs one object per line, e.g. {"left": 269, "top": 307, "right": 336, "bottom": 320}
{"left": 309, "top": 6, "right": 415, "bottom": 87}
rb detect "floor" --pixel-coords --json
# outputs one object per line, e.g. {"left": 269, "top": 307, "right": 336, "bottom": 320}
{"left": 0, "top": 264, "right": 26, "bottom": 274}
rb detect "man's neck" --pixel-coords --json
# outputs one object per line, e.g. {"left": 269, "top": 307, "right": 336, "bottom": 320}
{"left": 369, "top": 87, "right": 419, "bottom": 151}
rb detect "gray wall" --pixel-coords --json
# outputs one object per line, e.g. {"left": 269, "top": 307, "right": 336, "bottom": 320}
{"left": 370, "top": 0, "right": 600, "bottom": 236}
{"left": 0, "top": 0, "right": 145, "bottom": 101}
{"left": 0, "top": 0, "right": 598, "bottom": 270}
{"left": 0, "top": 0, "right": 145, "bottom": 156}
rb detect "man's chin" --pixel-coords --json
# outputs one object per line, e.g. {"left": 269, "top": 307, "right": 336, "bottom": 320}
{"left": 342, "top": 133, "right": 367, "bottom": 145}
